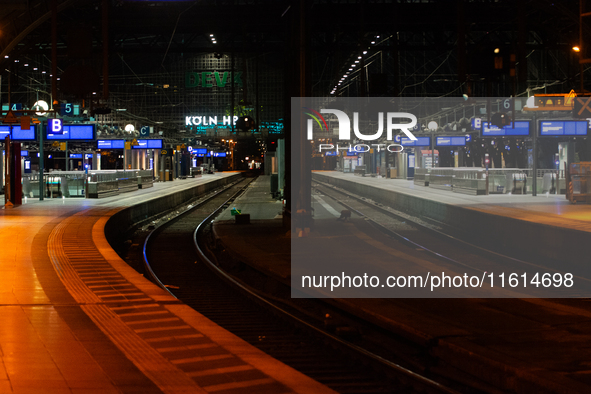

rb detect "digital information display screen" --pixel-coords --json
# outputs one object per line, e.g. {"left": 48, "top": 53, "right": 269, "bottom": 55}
{"left": 400, "top": 137, "right": 430, "bottom": 146}
{"left": 0, "top": 125, "right": 36, "bottom": 140}
{"left": 482, "top": 121, "right": 530, "bottom": 136}
{"left": 132, "top": 139, "right": 163, "bottom": 149}
{"left": 436, "top": 136, "right": 466, "bottom": 146}
{"left": 97, "top": 140, "right": 126, "bottom": 149}
{"left": 11, "top": 125, "right": 36, "bottom": 140}
{"left": 539, "top": 120, "right": 588, "bottom": 136}
{"left": 206, "top": 152, "right": 227, "bottom": 157}
{"left": 47, "top": 124, "right": 95, "bottom": 140}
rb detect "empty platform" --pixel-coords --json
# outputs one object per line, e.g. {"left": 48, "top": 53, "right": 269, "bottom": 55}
{"left": 312, "top": 171, "right": 591, "bottom": 263}
{"left": 0, "top": 173, "right": 333, "bottom": 394}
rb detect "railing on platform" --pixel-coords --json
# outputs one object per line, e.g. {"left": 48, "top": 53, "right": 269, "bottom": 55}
{"left": 189, "top": 167, "right": 203, "bottom": 178}
{"left": 136, "top": 169, "right": 154, "bottom": 189}
{"left": 411, "top": 167, "right": 564, "bottom": 196}
{"left": 23, "top": 169, "right": 157, "bottom": 199}
{"left": 413, "top": 168, "right": 430, "bottom": 186}
{"left": 23, "top": 171, "right": 87, "bottom": 198}
{"left": 567, "top": 162, "right": 591, "bottom": 203}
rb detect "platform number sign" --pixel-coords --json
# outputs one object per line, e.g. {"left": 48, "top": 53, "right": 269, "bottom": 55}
{"left": 49, "top": 119, "right": 63, "bottom": 134}
{"left": 140, "top": 126, "right": 150, "bottom": 136}
{"left": 502, "top": 98, "right": 514, "bottom": 112}
{"left": 1, "top": 104, "right": 22, "bottom": 112}
{"left": 60, "top": 103, "right": 79, "bottom": 116}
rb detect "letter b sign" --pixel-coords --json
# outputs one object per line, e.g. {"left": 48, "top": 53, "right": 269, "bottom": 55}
{"left": 49, "top": 119, "right": 63, "bottom": 134}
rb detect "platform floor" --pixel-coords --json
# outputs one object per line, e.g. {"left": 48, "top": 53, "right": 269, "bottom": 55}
{"left": 0, "top": 173, "right": 333, "bottom": 394}
{"left": 216, "top": 176, "right": 283, "bottom": 222}
{"left": 214, "top": 176, "right": 290, "bottom": 283}
{"left": 314, "top": 171, "right": 591, "bottom": 232}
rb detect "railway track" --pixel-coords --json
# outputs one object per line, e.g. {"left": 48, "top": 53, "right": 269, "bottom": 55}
{"left": 311, "top": 179, "right": 591, "bottom": 298}
{"left": 139, "top": 176, "right": 463, "bottom": 394}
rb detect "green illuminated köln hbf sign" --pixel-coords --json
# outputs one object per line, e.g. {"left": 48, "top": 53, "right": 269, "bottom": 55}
{"left": 185, "top": 71, "right": 243, "bottom": 88}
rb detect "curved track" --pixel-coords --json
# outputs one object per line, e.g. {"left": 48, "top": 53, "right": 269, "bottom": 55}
{"left": 141, "top": 177, "right": 462, "bottom": 394}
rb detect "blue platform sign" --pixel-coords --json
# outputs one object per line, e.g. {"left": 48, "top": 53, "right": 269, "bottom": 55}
{"left": 401, "top": 136, "right": 430, "bottom": 146}
{"left": 539, "top": 120, "right": 588, "bottom": 136}
{"left": 132, "top": 139, "right": 163, "bottom": 149}
{"left": 1, "top": 103, "right": 22, "bottom": 112}
{"left": 97, "top": 139, "right": 126, "bottom": 149}
{"left": 47, "top": 124, "right": 94, "bottom": 140}
{"left": 60, "top": 103, "right": 79, "bottom": 116}
{"left": 0, "top": 125, "right": 36, "bottom": 140}
{"left": 436, "top": 136, "right": 466, "bottom": 146}
{"left": 49, "top": 119, "right": 63, "bottom": 135}
{"left": 206, "top": 151, "right": 227, "bottom": 157}
{"left": 482, "top": 121, "right": 530, "bottom": 136}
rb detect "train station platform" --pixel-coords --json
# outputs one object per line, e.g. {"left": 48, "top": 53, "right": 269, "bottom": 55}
{"left": 0, "top": 173, "right": 333, "bottom": 394}
{"left": 312, "top": 171, "right": 591, "bottom": 263}
{"left": 211, "top": 172, "right": 591, "bottom": 393}
{"left": 214, "top": 176, "right": 290, "bottom": 283}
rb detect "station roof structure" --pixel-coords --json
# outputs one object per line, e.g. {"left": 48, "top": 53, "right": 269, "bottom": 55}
{"left": 0, "top": 0, "right": 588, "bottom": 142}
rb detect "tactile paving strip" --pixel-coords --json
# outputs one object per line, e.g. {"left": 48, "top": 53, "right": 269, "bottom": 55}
{"left": 47, "top": 207, "right": 292, "bottom": 394}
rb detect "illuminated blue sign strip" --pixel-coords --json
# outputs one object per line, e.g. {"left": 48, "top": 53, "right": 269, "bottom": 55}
{"left": 47, "top": 124, "right": 95, "bottom": 140}
{"left": 206, "top": 152, "right": 227, "bottom": 157}
{"left": 2, "top": 150, "right": 29, "bottom": 156}
{"left": 0, "top": 125, "right": 36, "bottom": 140}
{"left": 400, "top": 136, "right": 430, "bottom": 146}
{"left": 97, "top": 140, "right": 126, "bottom": 149}
{"left": 539, "top": 120, "right": 588, "bottom": 136}
{"left": 436, "top": 136, "right": 466, "bottom": 146}
{"left": 132, "top": 139, "right": 163, "bottom": 149}
{"left": 482, "top": 121, "right": 530, "bottom": 136}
